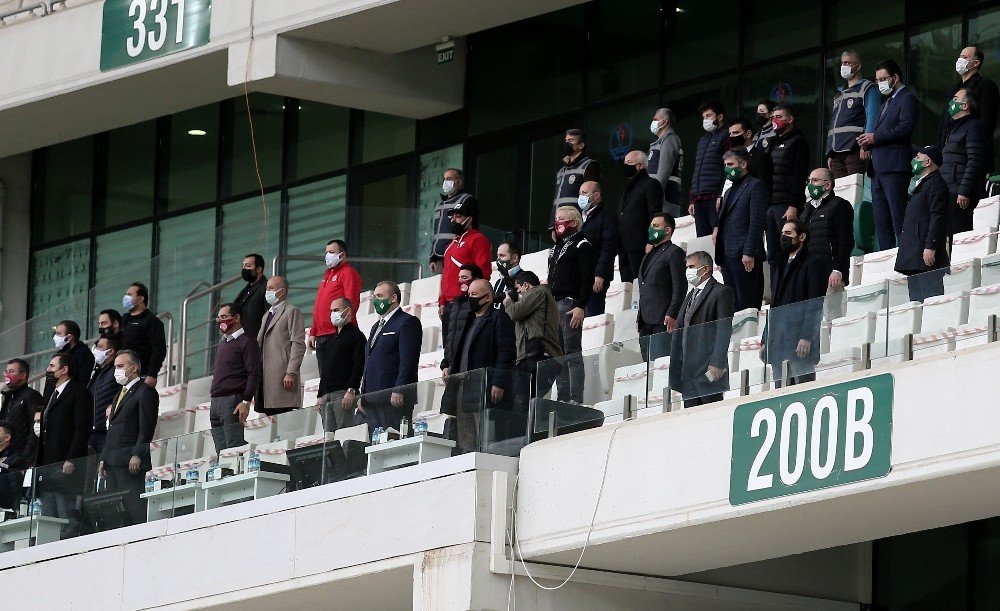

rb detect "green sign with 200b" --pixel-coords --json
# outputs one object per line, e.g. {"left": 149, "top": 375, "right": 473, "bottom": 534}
{"left": 100, "top": 0, "right": 211, "bottom": 72}
{"left": 729, "top": 374, "right": 893, "bottom": 505}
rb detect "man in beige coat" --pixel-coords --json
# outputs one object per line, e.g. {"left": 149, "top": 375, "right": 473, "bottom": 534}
{"left": 255, "top": 276, "right": 306, "bottom": 415}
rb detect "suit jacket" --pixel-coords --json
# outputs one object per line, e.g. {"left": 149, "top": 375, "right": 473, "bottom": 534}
{"left": 763, "top": 250, "right": 829, "bottom": 367}
{"left": 580, "top": 205, "right": 620, "bottom": 281}
{"left": 637, "top": 241, "right": 687, "bottom": 325}
{"left": 871, "top": 86, "right": 918, "bottom": 173}
{"left": 39, "top": 379, "right": 92, "bottom": 467}
{"left": 668, "top": 279, "right": 735, "bottom": 397}
{"left": 717, "top": 174, "right": 768, "bottom": 260}
{"left": 361, "top": 309, "right": 422, "bottom": 400}
{"left": 255, "top": 302, "right": 306, "bottom": 411}
{"left": 895, "top": 171, "right": 952, "bottom": 273}
{"left": 103, "top": 382, "right": 159, "bottom": 467}
{"left": 619, "top": 171, "right": 664, "bottom": 251}
{"left": 234, "top": 276, "right": 269, "bottom": 339}
{"left": 44, "top": 342, "right": 96, "bottom": 398}
{"left": 0, "top": 384, "right": 43, "bottom": 467}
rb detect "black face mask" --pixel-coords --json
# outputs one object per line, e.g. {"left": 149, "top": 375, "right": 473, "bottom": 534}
{"left": 44, "top": 371, "right": 56, "bottom": 384}
{"left": 241, "top": 269, "right": 256, "bottom": 283}
{"left": 98, "top": 326, "right": 115, "bottom": 338}
{"left": 473, "top": 295, "right": 490, "bottom": 310}
{"left": 780, "top": 235, "right": 797, "bottom": 252}
{"left": 729, "top": 133, "right": 747, "bottom": 147}
{"left": 757, "top": 112, "right": 769, "bottom": 124}
{"left": 563, "top": 141, "right": 576, "bottom": 156}
{"left": 450, "top": 220, "right": 467, "bottom": 235}
{"left": 623, "top": 164, "right": 639, "bottom": 179}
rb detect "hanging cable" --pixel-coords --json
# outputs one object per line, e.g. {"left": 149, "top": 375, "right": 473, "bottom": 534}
{"left": 243, "top": 0, "right": 269, "bottom": 251}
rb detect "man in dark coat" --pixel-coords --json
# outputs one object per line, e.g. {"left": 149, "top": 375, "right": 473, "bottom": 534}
{"left": 618, "top": 150, "right": 665, "bottom": 283}
{"left": 669, "top": 251, "right": 735, "bottom": 408}
{"left": 895, "top": 146, "right": 951, "bottom": 303}
{"left": 762, "top": 219, "right": 830, "bottom": 388}
{"left": 232, "top": 253, "right": 269, "bottom": 339}
{"left": 940, "top": 88, "right": 988, "bottom": 235}
{"left": 714, "top": 148, "right": 768, "bottom": 311}
{"left": 578, "top": 181, "right": 620, "bottom": 316}
{"left": 939, "top": 45, "right": 1000, "bottom": 172}
{"left": 764, "top": 103, "right": 810, "bottom": 274}
{"left": 637, "top": 213, "right": 686, "bottom": 361}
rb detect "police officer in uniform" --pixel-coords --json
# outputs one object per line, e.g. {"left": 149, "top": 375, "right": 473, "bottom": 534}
{"left": 827, "top": 50, "right": 880, "bottom": 178}
{"left": 429, "top": 168, "right": 477, "bottom": 274}
{"left": 552, "top": 128, "right": 601, "bottom": 222}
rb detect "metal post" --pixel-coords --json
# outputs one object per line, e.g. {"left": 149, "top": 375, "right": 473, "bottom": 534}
{"left": 178, "top": 275, "right": 242, "bottom": 384}
{"left": 622, "top": 394, "right": 637, "bottom": 421}
{"left": 780, "top": 359, "right": 791, "bottom": 388}
{"left": 861, "top": 342, "right": 871, "bottom": 371}
{"left": 739, "top": 369, "right": 750, "bottom": 396}
{"left": 989, "top": 314, "right": 998, "bottom": 344}
{"left": 547, "top": 410, "right": 558, "bottom": 439}
{"left": 902, "top": 333, "right": 913, "bottom": 362}
{"left": 664, "top": 385, "right": 674, "bottom": 412}
{"left": 158, "top": 312, "right": 174, "bottom": 386}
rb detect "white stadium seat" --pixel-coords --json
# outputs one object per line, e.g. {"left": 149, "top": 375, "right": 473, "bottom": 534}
{"left": 612, "top": 307, "right": 639, "bottom": 343}
{"left": 418, "top": 349, "right": 444, "bottom": 382}
{"left": 581, "top": 314, "right": 615, "bottom": 350}
{"left": 980, "top": 252, "right": 1000, "bottom": 287}
{"left": 973, "top": 195, "right": 1000, "bottom": 231}
{"left": 157, "top": 384, "right": 187, "bottom": 415}
{"left": 191, "top": 402, "right": 211, "bottom": 432}
{"left": 397, "top": 282, "right": 412, "bottom": 306}
{"left": 302, "top": 377, "right": 321, "bottom": 409}
{"left": 872, "top": 301, "right": 922, "bottom": 362}
{"left": 672, "top": 215, "right": 697, "bottom": 247}
{"left": 732, "top": 336, "right": 768, "bottom": 391}
{"left": 276, "top": 405, "right": 318, "bottom": 441}
{"left": 730, "top": 308, "right": 760, "bottom": 345}
{"left": 359, "top": 290, "right": 374, "bottom": 314}
{"left": 944, "top": 259, "right": 981, "bottom": 294}
{"left": 951, "top": 229, "right": 998, "bottom": 262}
{"left": 955, "top": 283, "right": 1000, "bottom": 349}
{"left": 817, "top": 312, "right": 876, "bottom": 378}
{"left": 409, "top": 276, "right": 440, "bottom": 307}
{"left": 244, "top": 415, "right": 277, "bottom": 446}
{"left": 605, "top": 281, "right": 633, "bottom": 314}
{"left": 299, "top": 350, "right": 319, "bottom": 382}
{"left": 184, "top": 375, "right": 213, "bottom": 409}
{"left": 596, "top": 341, "right": 643, "bottom": 402}
{"left": 833, "top": 173, "right": 864, "bottom": 206}
{"left": 519, "top": 249, "right": 550, "bottom": 283}
{"left": 856, "top": 249, "right": 899, "bottom": 286}
{"left": 422, "top": 325, "right": 441, "bottom": 353}
{"left": 913, "top": 291, "right": 970, "bottom": 357}
{"left": 844, "top": 281, "right": 888, "bottom": 317}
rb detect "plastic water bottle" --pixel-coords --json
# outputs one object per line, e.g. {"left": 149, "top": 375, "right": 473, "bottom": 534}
{"left": 415, "top": 418, "right": 428, "bottom": 435}
{"left": 29, "top": 498, "right": 41, "bottom": 516}
{"left": 372, "top": 427, "right": 384, "bottom": 445}
{"left": 399, "top": 418, "right": 410, "bottom": 438}
{"left": 144, "top": 473, "right": 156, "bottom": 493}
{"left": 186, "top": 467, "right": 199, "bottom": 484}
{"left": 247, "top": 450, "right": 260, "bottom": 473}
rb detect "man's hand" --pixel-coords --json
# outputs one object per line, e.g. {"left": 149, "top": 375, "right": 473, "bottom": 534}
{"left": 442, "top": 367, "right": 449, "bottom": 377}
{"left": 307, "top": 335, "right": 316, "bottom": 351}
{"left": 828, "top": 270, "right": 844, "bottom": 289}
{"left": 712, "top": 227, "right": 719, "bottom": 245}
{"left": 490, "top": 385, "right": 504, "bottom": 404}
{"left": 857, "top": 133, "right": 875, "bottom": 147}
{"left": 923, "top": 248, "right": 936, "bottom": 267}
{"left": 644, "top": 243, "right": 654, "bottom": 254}
{"left": 143, "top": 376, "right": 157, "bottom": 387}
{"left": 129, "top": 455, "right": 141, "bottom": 475}
{"left": 707, "top": 365, "right": 725, "bottom": 382}
{"left": 688, "top": 203, "right": 695, "bottom": 216}
{"left": 663, "top": 315, "right": 677, "bottom": 332}
{"left": 62, "top": 461, "right": 75, "bottom": 475}
{"left": 98, "top": 461, "right": 105, "bottom": 479}
{"left": 282, "top": 373, "right": 296, "bottom": 391}
{"left": 429, "top": 261, "right": 439, "bottom": 274}
{"left": 342, "top": 390, "right": 355, "bottom": 411}
{"left": 859, "top": 148, "right": 871, "bottom": 160}
{"left": 716, "top": 197, "right": 722, "bottom": 212}
{"left": 827, "top": 158, "right": 833, "bottom": 169}
{"left": 568, "top": 307, "right": 585, "bottom": 329}
{"left": 795, "top": 339, "right": 812, "bottom": 359}
{"left": 958, "top": 194, "right": 970, "bottom": 209}
{"left": 233, "top": 401, "right": 250, "bottom": 423}
{"left": 438, "top": 305, "right": 445, "bottom": 317}
{"left": 593, "top": 277, "right": 605, "bottom": 293}
{"left": 783, "top": 206, "right": 798, "bottom": 221}
{"left": 390, "top": 392, "right": 404, "bottom": 408}
{"left": 742, "top": 255, "right": 755, "bottom": 272}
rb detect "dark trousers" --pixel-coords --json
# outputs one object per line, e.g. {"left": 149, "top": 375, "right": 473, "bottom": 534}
{"left": 37, "top": 484, "right": 80, "bottom": 539}
{"left": 314, "top": 334, "right": 334, "bottom": 373}
{"left": 619, "top": 248, "right": 646, "bottom": 284}
{"left": 906, "top": 269, "right": 947, "bottom": 303}
{"left": 719, "top": 255, "right": 764, "bottom": 311}
{"left": 772, "top": 373, "right": 817, "bottom": 389}
{"left": 209, "top": 394, "right": 246, "bottom": 453}
{"left": 871, "top": 171, "right": 910, "bottom": 250}
{"left": 104, "top": 464, "right": 145, "bottom": 526}
{"left": 638, "top": 320, "right": 670, "bottom": 361}
{"left": 693, "top": 198, "right": 720, "bottom": 237}
{"left": 828, "top": 150, "right": 867, "bottom": 179}
{"left": 555, "top": 298, "right": 584, "bottom": 403}
{"left": 441, "top": 300, "right": 455, "bottom": 348}
{"left": 584, "top": 287, "right": 606, "bottom": 317}
{"left": 950, "top": 196, "right": 978, "bottom": 235}
{"left": 765, "top": 205, "right": 791, "bottom": 269}
{"left": 682, "top": 393, "right": 724, "bottom": 409}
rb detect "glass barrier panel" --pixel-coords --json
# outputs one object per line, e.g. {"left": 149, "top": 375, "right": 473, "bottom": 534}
{"left": 660, "top": 314, "right": 736, "bottom": 411}
{"left": 479, "top": 368, "right": 532, "bottom": 457}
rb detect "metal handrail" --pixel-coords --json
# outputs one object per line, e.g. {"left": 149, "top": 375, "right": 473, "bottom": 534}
{"left": 158, "top": 312, "right": 174, "bottom": 386}
{"left": 178, "top": 275, "right": 241, "bottom": 384}
{"left": 0, "top": 2, "right": 48, "bottom": 22}
{"left": 271, "top": 255, "right": 423, "bottom": 280}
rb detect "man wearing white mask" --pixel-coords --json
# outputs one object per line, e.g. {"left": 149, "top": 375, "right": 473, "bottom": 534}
{"left": 308, "top": 239, "right": 362, "bottom": 372}
{"left": 429, "top": 168, "right": 478, "bottom": 274}
{"left": 255, "top": 276, "right": 306, "bottom": 416}
{"left": 120, "top": 282, "right": 166, "bottom": 387}
{"left": 317, "top": 297, "right": 366, "bottom": 433}
{"left": 86, "top": 336, "right": 120, "bottom": 456}
{"left": 578, "top": 181, "right": 619, "bottom": 316}
{"left": 940, "top": 45, "right": 999, "bottom": 171}
{"left": 688, "top": 101, "right": 730, "bottom": 237}
{"left": 44, "top": 320, "right": 95, "bottom": 400}
{"left": 827, "top": 50, "right": 880, "bottom": 178}
{"left": 648, "top": 108, "right": 683, "bottom": 211}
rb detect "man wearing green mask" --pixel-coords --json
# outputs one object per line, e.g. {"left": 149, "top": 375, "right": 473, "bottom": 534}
{"left": 636, "top": 213, "right": 686, "bottom": 361}
{"left": 894, "top": 146, "right": 951, "bottom": 303}
{"left": 940, "top": 87, "right": 988, "bottom": 234}
{"left": 799, "top": 168, "right": 856, "bottom": 317}
{"left": 713, "top": 148, "right": 768, "bottom": 311}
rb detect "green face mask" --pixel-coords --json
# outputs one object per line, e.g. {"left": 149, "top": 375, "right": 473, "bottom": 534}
{"left": 373, "top": 297, "right": 392, "bottom": 316}
{"left": 806, "top": 183, "right": 826, "bottom": 200}
{"left": 947, "top": 99, "right": 964, "bottom": 117}
{"left": 723, "top": 165, "right": 741, "bottom": 181}
{"left": 647, "top": 226, "right": 666, "bottom": 244}
{"left": 911, "top": 158, "right": 926, "bottom": 176}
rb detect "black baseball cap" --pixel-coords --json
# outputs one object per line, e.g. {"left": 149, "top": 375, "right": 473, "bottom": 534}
{"left": 447, "top": 198, "right": 479, "bottom": 218}
{"left": 912, "top": 145, "right": 943, "bottom": 167}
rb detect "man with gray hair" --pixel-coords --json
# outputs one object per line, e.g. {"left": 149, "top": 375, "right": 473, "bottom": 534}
{"left": 255, "top": 275, "right": 306, "bottom": 415}
{"left": 827, "top": 50, "right": 880, "bottom": 178}
{"left": 648, "top": 107, "right": 683, "bottom": 212}
{"left": 619, "top": 150, "right": 665, "bottom": 282}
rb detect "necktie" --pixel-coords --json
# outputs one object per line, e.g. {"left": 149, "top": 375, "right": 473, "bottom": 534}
{"left": 371, "top": 319, "right": 385, "bottom": 347}
{"left": 685, "top": 289, "right": 701, "bottom": 325}
{"left": 879, "top": 95, "right": 891, "bottom": 119}
{"left": 263, "top": 310, "right": 275, "bottom": 334}
{"left": 112, "top": 386, "right": 127, "bottom": 416}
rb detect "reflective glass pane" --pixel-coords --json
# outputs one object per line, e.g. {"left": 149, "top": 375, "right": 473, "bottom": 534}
{"left": 968, "top": 8, "right": 1000, "bottom": 169}
{"left": 290, "top": 101, "right": 349, "bottom": 181}
{"left": 529, "top": 133, "right": 570, "bottom": 237}
{"left": 93, "top": 224, "right": 153, "bottom": 334}
{"left": 37, "top": 137, "right": 93, "bottom": 244}
{"left": 166, "top": 104, "right": 219, "bottom": 212}
{"left": 286, "top": 176, "right": 348, "bottom": 315}
{"left": 475, "top": 145, "right": 520, "bottom": 237}
{"left": 587, "top": 0, "right": 661, "bottom": 103}
{"left": 585, "top": 94, "right": 660, "bottom": 214}
{"left": 744, "top": 3, "right": 820, "bottom": 63}
{"left": 353, "top": 175, "right": 417, "bottom": 282}
{"left": 103, "top": 120, "right": 156, "bottom": 229}
{"left": 743, "top": 53, "right": 822, "bottom": 164}
{"left": 225, "top": 94, "right": 284, "bottom": 197}
{"left": 30, "top": 239, "right": 91, "bottom": 351}
{"left": 908, "top": 17, "right": 962, "bottom": 150}
{"left": 220, "top": 193, "right": 281, "bottom": 286}
{"left": 360, "top": 111, "right": 416, "bottom": 164}
{"left": 826, "top": 0, "right": 903, "bottom": 42}
{"left": 875, "top": 524, "right": 970, "bottom": 608}
{"left": 418, "top": 145, "right": 463, "bottom": 276}
{"left": 664, "top": 3, "right": 739, "bottom": 84}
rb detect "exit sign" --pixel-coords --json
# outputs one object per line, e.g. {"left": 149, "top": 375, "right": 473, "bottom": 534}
{"left": 437, "top": 47, "right": 454, "bottom": 65}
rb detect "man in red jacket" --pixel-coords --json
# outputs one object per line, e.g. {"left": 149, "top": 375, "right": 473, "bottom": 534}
{"left": 439, "top": 199, "right": 493, "bottom": 347}
{"left": 309, "top": 239, "right": 362, "bottom": 372}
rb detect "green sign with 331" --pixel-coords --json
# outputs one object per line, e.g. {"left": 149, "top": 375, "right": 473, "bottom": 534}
{"left": 100, "top": 0, "right": 211, "bottom": 72}
{"left": 729, "top": 374, "right": 893, "bottom": 505}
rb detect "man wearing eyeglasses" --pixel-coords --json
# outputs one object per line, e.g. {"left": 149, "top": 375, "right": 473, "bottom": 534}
{"left": 209, "top": 303, "right": 262, "bottom": 452}
{"left": 799, "top": 168, "right": 856, "bottom": 319}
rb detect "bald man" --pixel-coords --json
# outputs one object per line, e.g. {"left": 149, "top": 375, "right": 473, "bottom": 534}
{"left": 255, "top": 275, "right": 306, "bottom": 415}
{"left": 578, "top": 181, "right": 620, "bottom": 316}
{"left": 619, "top": 150, "right": 665, "bottom": 283}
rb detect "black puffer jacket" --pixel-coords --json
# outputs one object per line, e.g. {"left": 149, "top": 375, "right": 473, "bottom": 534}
{"left": 767, "top": 127, "right": 810, "bottom": 210}
{"left": 940, "top": 114, "right": 988, "bottom": 199}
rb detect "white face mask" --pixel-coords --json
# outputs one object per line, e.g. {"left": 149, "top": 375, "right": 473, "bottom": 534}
{"left": 264, "top": 290, "right": 280, "bottom": 306}
{"left": 686, "top": 267, "right": 702, "bottom": 286}
{"left": 92, "top": 347, "right": 111, "bottom": 366}
{"left": 840, "top": 64, "right": 853, "bottom": 80}
{"left": 114, "top": 368, "right": 130, "bottom": 386}
{"left": 877, "top": 79, "right": 893, "bottom": 95}
{"left": 577, "top": 195, "right": 591, "bottom": 211}
{"left": 442, "top": 179, "right": 456, "bottom": 195}
{"left": 33, "top": 422, "right": 41, "bottom": 437}
{"left": 325, "top": 252, "right": 342, "bottom": 269}
{"left": 956, "top": 57, "right": 970, "bottom": 75}
{"left": 649, "top": 119, "right": 662, "bottom": 135}
{"left": 330, "top": 310, "right": 346, "bottom": 327}
{"left": 702, "top": 118, "right": 718, "bottom": 133}
{"left": 52, "top": 334, "right": 68, "bottom": 350}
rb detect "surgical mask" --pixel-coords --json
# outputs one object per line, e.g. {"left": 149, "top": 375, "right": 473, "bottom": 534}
{"left": 911, "top": 158, "right": 926, "bottom": 176}
{"left": 772, "top": 117, "right": 788, "bottom": 133}
{"left": 806, "top": 183, "right": 826, "bottom": 200}
{"left": 649, "top": 119, "right": 662, "bottom": 135}
{"left": 33, "top": 422, "right": 41, "bottom": 437}
{"left": 840, "top": 64, "right": 853, "bottom": 80}
{"left": 956, "top": 57, "right": 970, "bottom": 75}
{"left": 702, "top": 118, "right": 717, "bottom": 132}
{"left": 780, "top": 235, "right": 797, "bottom": 253}
{"left": 92, "top": 347, "right": 111, "bottom": 366}
{"left": 52, "top": 334, "right": 68, "bottom": 350}
{"left": 554, "top": 220, "right": 573, "bottom": 237}
{"left": 723, "top": 165, "right": 741, "bottom": 182}
{"left": 647, "top": 226, "right": 665, "bottom": 244}
{"left": 122, "top": 295, "right": 135, "bottom": 311}
{"left": 325, "top": 252, "right": 342, "bottom": 269}
{"left": 114, "top": 368, "right": 130, "bottom": 386}
{"left": 330, "top": 310, "right": 346, "bottom": 327}
{"left": 264, "top": 290, "right": 280, "bottom": 306}
{"left": 729, "top": 133, "right": 746, "bottom": 147}
{"left": 577, "top": 195, "right": 591, "bottom": 211}
{"left": 241, "top": 269, "right": 255, "bottom": 283}
{"left": 373, "top": 297, "right": 392, "bottom": 316}
{"left": 948, "top": 99, "right": 964, "bottom": 117}
{"left": 442, "top": 179, "right": 456, "bottom": 195}
{"left": 685, "top": 268, "right": 702, "bottom": 286}
{"left": 877, "top": 79, "right": 893, "bottom": 95}
{"left": 623, "top": 164, "right": 639, "bottom": 179}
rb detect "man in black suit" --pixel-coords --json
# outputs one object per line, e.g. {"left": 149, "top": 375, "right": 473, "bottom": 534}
{"left": 85, "top": 335, "right": 120, "bottom": 494}
{"left": 618, "top": 150, "right": 664, "bottom": 283}
{"left": 233, "top": 253, "right": 269, "bottom": 339}
{"left": 714, "top": 148, "right": 768, "bottom": 311}
{"left": 940, "top": 88, "right": 988, "bottom": 235}
{"left": 762, "top": 220, "right": 830, "bottom": 388}
{"left": 37, "top": 354, "right": 92, "bottom": 538}
{"left": 100, "top": 350, "right": 159, "bottom": 525}
{"left": 360, "top": 281, "right": 422, "bottom": 436}
{"left": 578, "top": 181, "right": 620, "bottom": 316}
{"left": 0, "top": 420, "right": 24, "bottom": 511}
{"left": 493, "top": 242, "right": 522, "bottom": 308}
{"left": 450, "top": 279, "right": 517, "bottom": 453}
{"left": 45, "top": 320, "right": 95, "bottom": 398}
{"left": 800, "top": 167, "right": 856, "bottom": 319}
{"left": 669, "top": 251, "right": 735, "bottom": 409}
{"left": 1, "top": 358, "right": 44, "bottom": 471}
{"left": 636, "top": 213, "right": 687, "bottom": 361}
{"left": 895, "top": 146, "right": 952, "bottom": 303}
